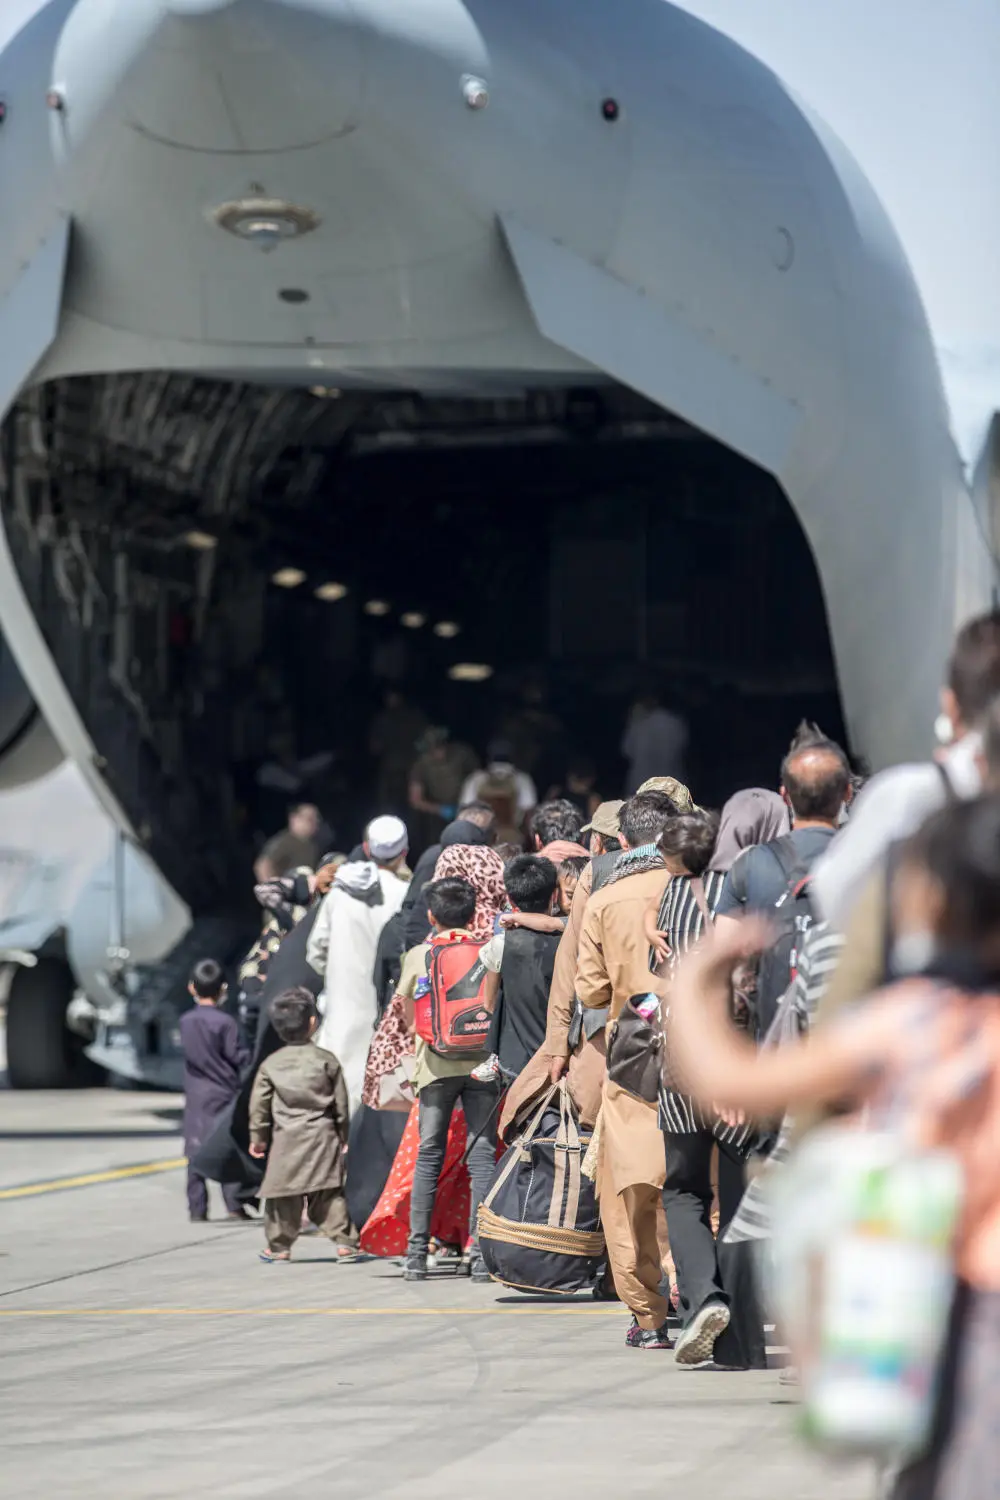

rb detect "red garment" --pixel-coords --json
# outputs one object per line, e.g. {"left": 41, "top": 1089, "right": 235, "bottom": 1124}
{"left": 360, "top": 1103, "right": 471, "bottom": 1256}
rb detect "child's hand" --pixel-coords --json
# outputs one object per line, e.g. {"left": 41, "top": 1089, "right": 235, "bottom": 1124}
{"left": 642, "top": 900, "right": 669, "bottom": 966}
{"left": 248, "top": 1142, "right": 267, "bottom": 1159}
{"left": 644, "top": 911, "right": 669, "bottom": 966}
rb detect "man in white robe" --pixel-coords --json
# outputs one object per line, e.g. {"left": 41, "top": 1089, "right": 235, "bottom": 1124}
{"left": 307, "top": 815, "right": 409, "bottom": 1114}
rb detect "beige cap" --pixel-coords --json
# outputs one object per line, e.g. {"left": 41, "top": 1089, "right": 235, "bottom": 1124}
{"left": 580, "top": 799, "right": 624, "bottom": 838}
{"left": 636, "top": 776, "right": 695, "bottom": 813}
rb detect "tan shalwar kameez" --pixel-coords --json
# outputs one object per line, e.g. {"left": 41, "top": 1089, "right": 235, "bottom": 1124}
{"left": 577, "top": 868, "right": 670, "bottom": 1331}
{"left": 249, "top": 1041, "right": 356, "bottom": 1253}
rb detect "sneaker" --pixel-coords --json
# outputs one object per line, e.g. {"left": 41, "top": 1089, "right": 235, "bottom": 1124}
{"left": 625, "top": 1317, "right": 674, "bottom": 1350}
{"left": 403, "top": 1254, "right": 428, "bottom": 1282}
{"left": 673, "top": 1301, "right": 731, "bottom": 1367}
{"left": 189, "top": 1212, "right": 207, "bottom": 1223}
{"left": 470, "top": 1259, "right": 493, "bottom": 1285}
{"left": 471, "top": 1053, "right": 501, "bottom": 1082}
{"left": 226, "top": 1208, "right": 252, "bottom": 1222}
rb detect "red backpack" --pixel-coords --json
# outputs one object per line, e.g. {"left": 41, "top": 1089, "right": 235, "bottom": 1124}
{"left": 414, "top": 933, "right": 492, "bottom": 1058}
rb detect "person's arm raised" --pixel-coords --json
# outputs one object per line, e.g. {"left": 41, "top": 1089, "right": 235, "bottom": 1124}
{"left": 668, "top": 918, "right": 867, "bottom": 1119}
{"left": 501, "top": 910, "right": 565, "bottom": 935}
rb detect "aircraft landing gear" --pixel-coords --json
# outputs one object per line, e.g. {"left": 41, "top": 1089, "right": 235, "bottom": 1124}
{"left": 4, "top": 957, "right": 95, "bottom": 1088}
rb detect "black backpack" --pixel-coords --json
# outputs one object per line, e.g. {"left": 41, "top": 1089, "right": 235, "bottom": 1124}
{"left": 751, "top": 838, "right": 817, "bottom": 1040}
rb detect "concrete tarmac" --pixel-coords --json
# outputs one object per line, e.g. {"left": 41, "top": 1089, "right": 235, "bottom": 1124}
{"left": 0, "top": 1085, "right": 876, "bottom": 1500}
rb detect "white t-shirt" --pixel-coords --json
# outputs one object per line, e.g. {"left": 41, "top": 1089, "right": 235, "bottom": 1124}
{"left": 480, "top": 931, "right": 505, "bottom": 973}
{"left": 459, "top": 764, "right": 538, "bottom": 816}
{"left": 812, "top": 734, "right": 982, "bottom": 928}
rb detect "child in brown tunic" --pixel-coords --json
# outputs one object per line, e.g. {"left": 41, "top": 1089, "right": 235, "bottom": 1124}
{"left": 249, "top": 987, "right": 357, "bottom": 1262}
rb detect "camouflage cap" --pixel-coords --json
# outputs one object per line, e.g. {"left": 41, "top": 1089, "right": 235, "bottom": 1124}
{"left": 635, "top": 776, "right": 695, "bottom": 813}
{"left": 580, "top": 799, "right": 624, "bottom": 838}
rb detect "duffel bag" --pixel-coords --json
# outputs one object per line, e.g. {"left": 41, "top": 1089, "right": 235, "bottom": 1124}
{"left": 477, "top": 1080, "right": 604, "bottom": 1295}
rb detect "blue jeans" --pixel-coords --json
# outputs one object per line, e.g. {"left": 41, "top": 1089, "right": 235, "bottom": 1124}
{"left": 407, "top": 1074, "right": 499, "bottom": 1259}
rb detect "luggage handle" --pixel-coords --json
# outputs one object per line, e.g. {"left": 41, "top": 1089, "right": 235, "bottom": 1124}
{"left": 549, "top": 1084, "right": 582, "bottom": 1229}
{"left": 482, "top": 1079, "right": 568, "bottom": 1213}
{"left": 557, "top": 1085, "right": 582, "bottom": 1154}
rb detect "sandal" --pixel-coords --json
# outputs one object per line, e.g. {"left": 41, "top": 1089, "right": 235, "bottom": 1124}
{"left": 258, "top": 1249, "right": 291, "bottom": 1263}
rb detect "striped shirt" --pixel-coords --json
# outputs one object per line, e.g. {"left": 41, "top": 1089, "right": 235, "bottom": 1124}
{"left": 651, "top": 871, "right": 741, "bottom": 1136}
{"left": 652, "top": 870, "right": 728, "bottom": 965}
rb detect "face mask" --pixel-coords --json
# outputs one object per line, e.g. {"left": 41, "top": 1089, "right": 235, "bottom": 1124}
{"left": 888, "top": 929, "right": 937, "bottom": 979}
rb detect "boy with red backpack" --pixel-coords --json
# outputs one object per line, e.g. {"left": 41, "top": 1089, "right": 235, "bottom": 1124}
{"left": 396, "top": 876, "right": 499, "bottom": 1283}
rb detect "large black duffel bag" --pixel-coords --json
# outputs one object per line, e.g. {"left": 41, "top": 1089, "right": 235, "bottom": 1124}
{"left": 477, "top": 1080, "right": 604, "bottom": 1295}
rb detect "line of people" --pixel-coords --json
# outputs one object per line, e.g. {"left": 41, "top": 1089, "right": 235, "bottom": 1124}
{"left": 184, "top": 604, "right": 1000, "bottom": 1494}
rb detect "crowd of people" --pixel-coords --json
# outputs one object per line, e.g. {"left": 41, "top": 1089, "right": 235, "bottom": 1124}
{"left": 179, "top": 607, "right": 1000, "bottom": 1499}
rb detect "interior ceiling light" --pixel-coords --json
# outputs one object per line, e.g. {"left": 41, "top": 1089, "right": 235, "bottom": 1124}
{"left": 401, "top": 611, "right": 426, "bottom": 629}
{"left": 211, "top": 197, "right": 321, "bottom": 253}
{"left": 448, "top": 662, "right": 494, "bottom": 683}
{"left": 182, "top": 529, "right": 217, "bottom": 551}
{"left": 433, "top": 620, "right": 461, "bottom": 639}
{"left": 272, "top": 567, "right": 306, "bottom": 588}
{"left": 314, "top": 581, "right": 348, "bottom": 602}
{"left": 364, "top": 599, "right": 391, "bottom": 617}
{"left": 309, "top": 386, "right": 342, "bottom": 399}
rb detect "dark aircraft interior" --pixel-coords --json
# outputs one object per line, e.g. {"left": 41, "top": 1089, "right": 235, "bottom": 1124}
{"left": 1, "top": 375, "right": 845, "bottom": 913}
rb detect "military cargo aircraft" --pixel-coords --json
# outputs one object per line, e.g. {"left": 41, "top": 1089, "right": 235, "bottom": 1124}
{"left": 0, "top": 0, "right": 996, "bottom": 1085}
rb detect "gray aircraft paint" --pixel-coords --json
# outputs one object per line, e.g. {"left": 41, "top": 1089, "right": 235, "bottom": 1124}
{"left": 0, "top": 0, "right": 996, "bottom": 838}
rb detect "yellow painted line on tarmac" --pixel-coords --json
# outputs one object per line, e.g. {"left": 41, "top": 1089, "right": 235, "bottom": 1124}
{"left": 0, "top": 1158, "right": 185, "bottom": 1201}
{"left": 0, "top": 1306, "right": 623, "bottom": 1318}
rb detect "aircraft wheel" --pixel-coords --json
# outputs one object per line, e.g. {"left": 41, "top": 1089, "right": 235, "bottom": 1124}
{"left": 5, "top": 958, "right": 82, "bottom": 1088}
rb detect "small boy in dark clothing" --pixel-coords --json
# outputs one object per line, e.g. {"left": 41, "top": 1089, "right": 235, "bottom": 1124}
{"left": 481, "top": 855, "right": 563, "bottom": 1080}
{"left": 249, "top": 987, "right": 356, "bottom": 1263}
{"left": 180, "top": 958, "right": 250, "bottom": 1222}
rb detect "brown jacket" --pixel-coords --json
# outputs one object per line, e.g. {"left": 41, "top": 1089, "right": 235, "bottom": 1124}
{"left": 577, "top": 868, "right": 668, "bottom": 1019}
{"left": 249, "top": 1041, "right": 350, "bottom": 1198}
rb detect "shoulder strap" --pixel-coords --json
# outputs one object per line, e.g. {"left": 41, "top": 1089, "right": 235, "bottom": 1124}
{"left": 728, "top": 848, "right": 750, "bottom": 905}
{"left": 429, "top": 931, "right": 478, "bottom": 952}
{"left": 936, "top": 759, "right": 959, "bottom": 803}
{"left": 764, "top": 835, "right": 813, "bottom": 893}
{"left": 482, "top": 1081, "right": 561, "bottom": 1211}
